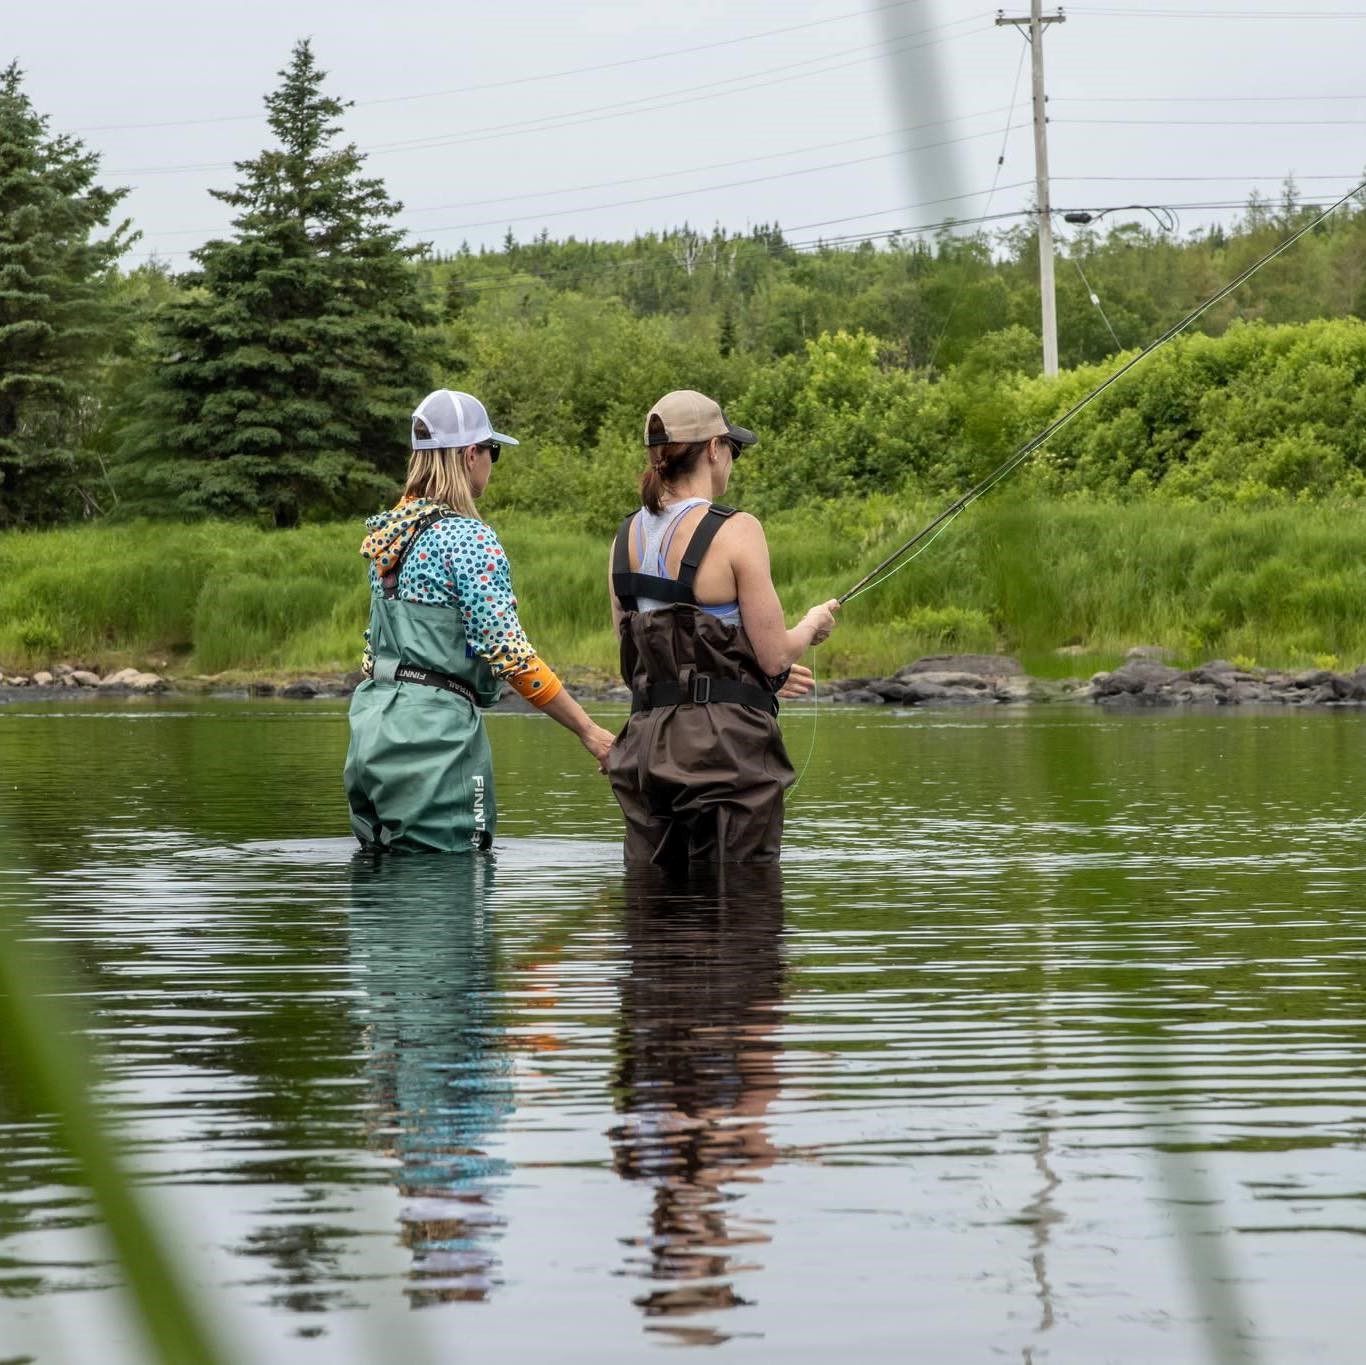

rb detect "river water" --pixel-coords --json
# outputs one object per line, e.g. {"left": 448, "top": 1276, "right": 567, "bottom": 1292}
{"left": 0, "top": 697, "right": 1363, "bottom": 1364}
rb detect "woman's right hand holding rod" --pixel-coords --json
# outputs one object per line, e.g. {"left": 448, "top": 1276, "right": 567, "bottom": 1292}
{"left": 800, "top": 598, "right": 840, "bottom": 649}
{"left": 774, "top": 601, "right": 838, "bottom": 697}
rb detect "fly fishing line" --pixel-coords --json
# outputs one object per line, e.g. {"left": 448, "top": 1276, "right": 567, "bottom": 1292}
{"left": 837, "top": 178, "right": 1366, "bottom": 605}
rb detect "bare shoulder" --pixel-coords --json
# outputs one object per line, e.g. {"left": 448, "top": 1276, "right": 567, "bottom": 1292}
{"left": 719, "top": 509, "right": 766, "bottom": 542}
{"left": 715, "top": 509, "right": 769, "bottom": 571}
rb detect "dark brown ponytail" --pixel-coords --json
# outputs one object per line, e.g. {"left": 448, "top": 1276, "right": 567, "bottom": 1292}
{"left": 641, "top": 416, "right": 709, "bottom": 512}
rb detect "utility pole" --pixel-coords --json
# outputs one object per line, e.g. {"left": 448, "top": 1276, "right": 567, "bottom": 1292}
{"left": 996, "top": 3, "right": 1066, "bottom": 376}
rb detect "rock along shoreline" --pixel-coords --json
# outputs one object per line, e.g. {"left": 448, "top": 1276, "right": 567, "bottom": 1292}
{"left": 6, "top": 648, "right": 1366, "bottom": 710}
{"left": 823, "top": 648, "right": 1366, "bottom": 709}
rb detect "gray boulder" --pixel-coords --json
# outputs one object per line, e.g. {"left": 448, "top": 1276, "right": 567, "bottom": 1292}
{"left": 900, "top": 670, "right": 993, "bottom": 691}
{"left": 1289, "top": 669, "right": 1338, "bottom": 689}
{"left": 98, "top": 667, "right": 141, "bottom": 688}
{"left": 867, "top": 679, "right": 913, "bottom": 703}
{"left": 831, "top": 688, "right": 885, "bottom": 705}
{"left": 993, "top": 676, "right": 1033, "bottom": 702}
{"left": 1169, "top": 682, "right": 1221, "bottom": 705}
{"left": 1091, "top": 660, "right": 1182, "bottom": 699}
{"left": 898, "top": 679, "right": 953, "bottom": 703}
{"left": 900, "top": 653, "right": 1024, "bottom": 678}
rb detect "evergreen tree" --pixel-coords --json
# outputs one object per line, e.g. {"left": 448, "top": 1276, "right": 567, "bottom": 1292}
{"left": 118, "top": 40, "right": 436, "bottom": 525}
{"left": 0, "top": 63, "right": 132, "bottom": 526}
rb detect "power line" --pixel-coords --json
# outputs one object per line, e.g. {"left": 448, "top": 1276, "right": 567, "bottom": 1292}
{"left": 129, "top": 106, "right": 1021, "bottom": 242}
{"left": 1057, "top": 117, "right": 1366, "bottom": 127}
{"left": 452, "top": 194, "right": 1362, "bottom": 296}
{"left": 107, "top": 19, "right": 994, "bottom": 177}
{"left": 1054, "top": 93, "right": 1366, "bottom": 102}
{"left": 433, "top": 192, "right": 1355, "bottom": 259}
{"left": 133, "top": 188, "right": 1038, "bottom": 268}
{"left": 67, "top": 0, "right": 951, "bottom": 134}
{"left": 1074, "top": 6, "right": 1366, "bottom": 17}
{"left": 323, "top": 126, "right": 1029, "bottom": 239}
{"left": 358, "top": 24, "right": 986, "bottom": 156}
{"left": 1070, "top": 253, "right": 1125, "bottom": 350}
{"left": 1057, "top": 173, "right": 1365, "bottom": 183}
{"left": 132, "top": 187, "right": 1362, "bottom": 270}
{"left": 382, "top": 109, "right": 1011, "bottom": 219}
{"left": 756, "top": 183, "right": 1037, "bottom": 237}
{"left": 135, "top": 165, "right": 1366, "bottom": 245}
{"left": 443, "top": 208, "right": 1045, "bottom": 297}
{"left": 927, "top": 38, "right": 1031, "bottom": 369}
{"left": 834, "top": 177, "right": 1366, "bottom": 605}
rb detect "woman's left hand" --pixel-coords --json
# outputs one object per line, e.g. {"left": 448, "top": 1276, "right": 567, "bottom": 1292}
{"left": 777, "top": 664, "right": 815, "bottom": 699}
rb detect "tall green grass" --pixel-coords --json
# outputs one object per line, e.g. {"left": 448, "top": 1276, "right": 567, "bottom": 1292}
{"left": 5, "top": 500, "right": 1366, "bottom": 677}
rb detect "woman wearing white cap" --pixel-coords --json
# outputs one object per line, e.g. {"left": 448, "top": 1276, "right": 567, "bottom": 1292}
{"left": 606, "top": 390, "right": 839, "bottom": 864}
{"left": 344, "top": 389, "right": 615, "bottom": 853}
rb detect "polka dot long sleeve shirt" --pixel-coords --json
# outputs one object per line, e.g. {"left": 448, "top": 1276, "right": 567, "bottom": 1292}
{"left": 362, "top": 506, "right": 562, "bottom": 707}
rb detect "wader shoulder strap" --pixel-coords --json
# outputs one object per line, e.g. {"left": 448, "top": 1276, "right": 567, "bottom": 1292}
{"left": 676, "top": 504, "right": 737, "bottom": 594}
{"left": 612, "top": 510, "right": 696, "bottom": 610}
{"left": 381, "top": 508, "right": 448, "bottom": 599}
{"left": 611, "top": 503, "right": 738, "bottom": 610}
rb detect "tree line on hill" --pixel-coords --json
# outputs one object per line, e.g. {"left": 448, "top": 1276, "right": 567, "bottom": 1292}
{"left": 2, "top": 41, "right": 1365, "bottom": 532}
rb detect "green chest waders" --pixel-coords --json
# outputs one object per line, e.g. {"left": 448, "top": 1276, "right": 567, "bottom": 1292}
{"left": 344, "top": 519, "right": 503, "bottom": 853}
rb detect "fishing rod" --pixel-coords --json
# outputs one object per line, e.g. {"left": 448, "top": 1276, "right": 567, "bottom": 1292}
{"left": 837, "top": 178, "right": 1366, "bottom": 606}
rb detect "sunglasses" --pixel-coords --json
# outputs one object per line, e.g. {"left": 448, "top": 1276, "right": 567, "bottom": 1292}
{"left": 478, "top": 441, "right": 501, "bottom": 463}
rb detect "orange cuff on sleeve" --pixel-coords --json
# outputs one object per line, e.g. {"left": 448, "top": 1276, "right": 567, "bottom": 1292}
{"left": 508, "top": 655, "right": 564, "bottom": 708}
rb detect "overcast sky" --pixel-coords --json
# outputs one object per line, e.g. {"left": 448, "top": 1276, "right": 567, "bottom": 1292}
{"left": 10, "top": 1, "right": 1366, "bottom": 267}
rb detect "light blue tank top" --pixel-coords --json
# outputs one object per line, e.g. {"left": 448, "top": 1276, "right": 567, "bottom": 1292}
{"left": 632, "top": 498, "right": 742, "bottom": 626}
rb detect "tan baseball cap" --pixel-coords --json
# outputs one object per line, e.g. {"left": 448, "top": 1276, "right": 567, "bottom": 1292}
{"left": 644, "top": 390, "right": 757, "bottom": 450}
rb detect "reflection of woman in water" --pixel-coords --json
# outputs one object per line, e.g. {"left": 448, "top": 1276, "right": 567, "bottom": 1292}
{"left": 609, "top": 865, "right": 786, "bottom": 1344}
{"left": 348, "top": 854, "right": 513, "bottom": 1304}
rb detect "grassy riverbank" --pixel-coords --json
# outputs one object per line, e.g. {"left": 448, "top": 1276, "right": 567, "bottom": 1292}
{"left": 4, "top": 499, "right": 1366, "bottom": 680}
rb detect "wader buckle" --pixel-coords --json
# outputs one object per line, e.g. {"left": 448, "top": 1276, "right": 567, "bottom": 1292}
{"left": 689, "top": 675, "right": 712, "bottom": 704}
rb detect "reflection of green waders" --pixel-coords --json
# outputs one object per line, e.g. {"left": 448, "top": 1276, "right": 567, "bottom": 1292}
{"left": 344, "top": 511, "right": 502, "bottom": 853}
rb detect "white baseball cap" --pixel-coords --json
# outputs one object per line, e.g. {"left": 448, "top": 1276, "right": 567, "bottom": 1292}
{"left": 411, "top": 389, "right": 520, "bottom": 451}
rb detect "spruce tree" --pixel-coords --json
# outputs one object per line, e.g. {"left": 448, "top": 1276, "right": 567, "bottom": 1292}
{"left": 0, "top": 63, "right": 131, "bottom": 527}
{"left": 119, "top": 40, "right": 436, "bottom": 525}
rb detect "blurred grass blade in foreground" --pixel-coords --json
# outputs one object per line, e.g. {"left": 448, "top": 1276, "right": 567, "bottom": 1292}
{"left": 0, "top": 925, "right": 229, "bottom": 1365}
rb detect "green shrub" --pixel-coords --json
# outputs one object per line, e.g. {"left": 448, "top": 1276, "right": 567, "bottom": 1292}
{"left": 16, "top": 613, "right": 61, "bottom": 662}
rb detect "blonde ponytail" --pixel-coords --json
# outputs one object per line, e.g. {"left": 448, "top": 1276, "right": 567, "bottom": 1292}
{"left": 402, "top": 419, "right": 480, "bottom": 519}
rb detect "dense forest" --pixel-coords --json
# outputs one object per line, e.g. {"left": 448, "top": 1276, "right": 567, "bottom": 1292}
{"left": 3, "top": 43, "right": 1366, "bottom": 534}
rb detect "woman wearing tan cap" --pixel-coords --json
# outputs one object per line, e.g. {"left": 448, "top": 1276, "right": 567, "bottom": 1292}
{"left": 605, "top": 390, "right": 839, "bottom": 865}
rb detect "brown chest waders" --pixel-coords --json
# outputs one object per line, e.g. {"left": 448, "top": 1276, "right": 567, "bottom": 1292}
{"left": 607, "top": 504, "right": 794, "bottom": 866}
